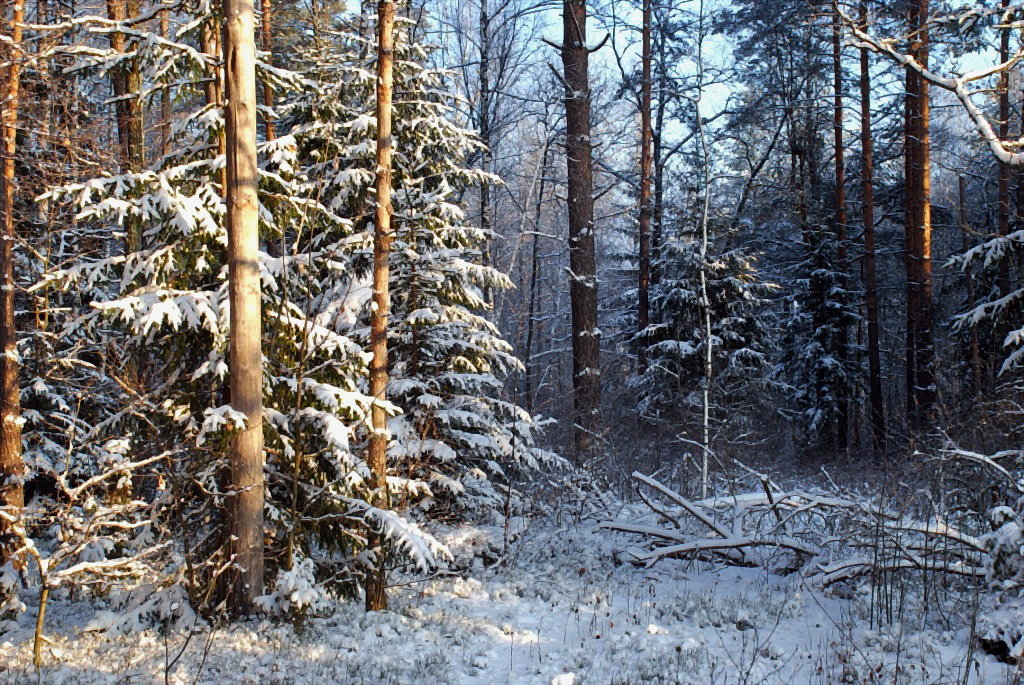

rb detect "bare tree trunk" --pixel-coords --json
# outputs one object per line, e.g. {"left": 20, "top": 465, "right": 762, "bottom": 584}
{"left": 259, "top": 0, "right": 275, "bottom": 141}
{"left": 525, "top": 140, "right": 550, "bottom": 412}
{"left": 160, "top": 2, "right": 171, "bottom": 158}
{"left": 106, "top": 0, "right": 128, "bottom": 155}
{"left": 223, "top": 0, "right": 265, "bottom": 612}
{"left": 651, "top": 23, "right": 665, "bottom": 290}
{"left": 478, "top": 0, "right": 492, "bottom": 307}
{"left": 202, "top": 19, "right": 226, "bottom": 193}
{"left": 694, "top": 13, "right": 712, "bottom": 499}
{"left": 831, "top": 2, "right": 849, "bottom": 450}
{"left": 912, "top": 0, "right": 935, "bottom": 422}
{"left": 859, "top": 1, "right": 885, "bottom": 455}
{"left": 636, "top": 0, "right": 652, "bottom": 370}
{"left": 903, "top": 3, "right": 920, "bottom": 428}
{"left": 560, "top": 0, "right": 600, "bottom": 460}
{"left": 366, "top": 0, "right": 395, "bottom": 612}
{"left": 125, "top": 0, "right": 143, "bottom": 175}
{"left": 0, "top": 0, "right": 24, "bottom": 567}
{"left": 106, "top": 0, "right": 144, "bottom": 180}
{"left": 112, "top": 0, "right": 145, "bottom": 406}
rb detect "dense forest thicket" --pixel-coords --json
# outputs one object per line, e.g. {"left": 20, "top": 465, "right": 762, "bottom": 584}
{"left": 4, "top": 0, "right": 1024, "bottom": 681}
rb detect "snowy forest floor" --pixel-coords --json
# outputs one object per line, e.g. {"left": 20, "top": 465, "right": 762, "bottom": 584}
{"left": 0, "top": 500, "right": 1018, "bottom": 684}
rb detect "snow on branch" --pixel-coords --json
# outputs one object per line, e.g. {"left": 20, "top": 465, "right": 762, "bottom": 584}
{"left": 605, "top": 468, "right": 989, "bottom": 585}
{"left": 838, "top": 5, "right": 1024, "bottom": 165}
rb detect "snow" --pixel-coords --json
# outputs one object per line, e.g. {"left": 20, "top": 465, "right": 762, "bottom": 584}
{"left": 0, "top": 505, "right": 1013, "bottom": 684}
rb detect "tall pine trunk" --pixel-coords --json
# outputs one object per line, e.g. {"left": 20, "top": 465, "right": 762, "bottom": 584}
{"left": 910, "top": 0, "right": 935, "bottom": 423}
{"left": 366, "top": 0, "right": 395, "bottom": 612}
{"left": 223, "top": 0, "right": 265, "bottom": 612}
{"left": 160, "top": 3, "right": 171, "bottom": 157}
{"left": 561, "top": 0, "right": 600, "bottom": 460}
{"left": 859, "top": 1, "right": 885, "bottom": 455}
{"left": 636, "top": 0, "right": 652, "bottom": 370}
{"left": 901, "top": 0, "right": 933, "bottom": 427}
{"left": 0, "top": 0, "right": 24, "bottom": 567}
{"left": 260, "top": 0, "right": 275, "bottom": 141}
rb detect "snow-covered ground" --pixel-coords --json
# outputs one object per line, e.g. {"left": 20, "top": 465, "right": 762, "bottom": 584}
{"left": 0, "top": 505, "right": 1016, "bottom": 684}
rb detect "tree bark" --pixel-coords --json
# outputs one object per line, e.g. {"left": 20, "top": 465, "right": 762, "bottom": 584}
{"left": 560, "top": 0, "right": 600, "bottom": 460}
{"left": 636, "top": 0, "right": 651, "bottom": 370}
{"left": 651, "top": 22, "right": 665, "bottom": 290}
{"left": 160, "top": 2, "right": 171, "bottom": 158}
{"left": 106, "top": 0, "right": 144, "bottom": 181}
{"left": 903, "top": 2, "right": 920, "bottom": 426}
{"left": 202, "top": 18, "right": 226, "bottom": 193}
{"left": 910, "top": 0, "right": 935, "bottom": 423}
{"left": 223, "top": 0, "right": 265, "bottom": 612}
{"left": 859, "top": 1, "right": 885, "bottom": 456}
{"left": 366, "top": 0, "right": 395, "bottom": 612}
{"left": 259, "top": 0, "right": 275, "bottom": 141}
{"left": 0, "top": 0, "right": 24, "bottom": 568}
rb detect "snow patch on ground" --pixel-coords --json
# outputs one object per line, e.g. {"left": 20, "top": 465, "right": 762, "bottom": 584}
{"left": 0, "top": 509, "right": 1014, "bottom": 683}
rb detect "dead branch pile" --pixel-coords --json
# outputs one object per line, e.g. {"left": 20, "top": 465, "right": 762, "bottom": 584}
{"left": 603, "top": 470, "right": 988, "bottom": 585}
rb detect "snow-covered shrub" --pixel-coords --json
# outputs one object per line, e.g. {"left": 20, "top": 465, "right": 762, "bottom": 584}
{"left": 254, "top": 555, "right": 331, "bottom": 620}
{"left": 85, "top": 583, "right": 197, "bottom": 636}
{"left": 0, "top": 562, "right": 24, "bottom": 626}
{"left": 983, "top": 502, "right": 1024, "bottom": 588}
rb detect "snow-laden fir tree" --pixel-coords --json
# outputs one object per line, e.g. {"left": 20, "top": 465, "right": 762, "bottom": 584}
{"left": 950, "top": 210, "right": 1024, "bottom": 379}
{"left": 39, "top": 0, "right": 445, "bottom": 602}
{"left": 38, "top": 0, "right": 555, "bottom": 605}
{"left": 632, "top": 210, "right": 774, "bottom": 426}
{"left": 778, "top": 226, "right": 859, "bottom": 447}
{"left": 295, "top": 11, "right": 559, "bottom": 517}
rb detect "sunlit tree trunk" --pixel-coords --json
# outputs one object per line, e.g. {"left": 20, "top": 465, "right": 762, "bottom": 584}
{"left": 259, "top": 0, "right": 275, "bottom": 141}
{"left": 366, "top": 0, "right": 395, "bottom": 612}
{"left": 908, "top": 0, "right": 935, "bottom": 424}
{"left": 0, "top": 0, "right": 24, "bottom": 567}
{"left": 637, "top": 0, "right": 652, "bottom": 370}
{"left": 223, "top": 0, "right": 265, "bottom": 612}
{"left": 899, "top": 0, "right": 937, "bottom": 426}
